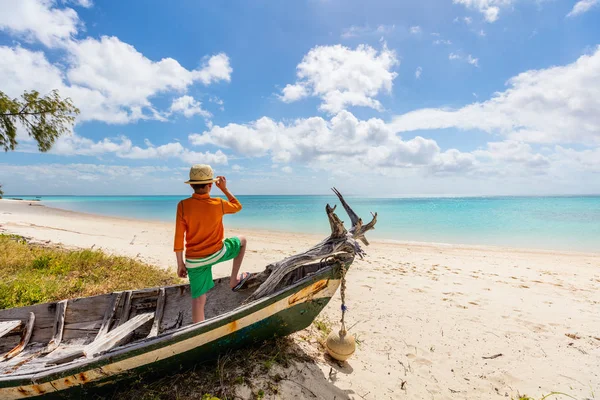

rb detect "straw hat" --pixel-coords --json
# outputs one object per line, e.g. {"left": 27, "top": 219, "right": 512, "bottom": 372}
{"left": 184, "top": 164, "right": 218, "bottom": 184}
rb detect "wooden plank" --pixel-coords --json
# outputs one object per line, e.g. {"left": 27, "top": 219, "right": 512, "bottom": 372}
{"left": 147, "top": 288, "right": 166, "bottom": 338}
{"left": 83, "top": 312, "right": 154, "bottom": 359}
{"left": 0, "top": 321, "right": 21, "bottom": 339}
{"left": 45, "top": 349, "right": 85, "bottom": 366}
{"left": 117, "top": 291, "right": 133, "bottom": 327}
{"left": 94, "top": 292, "right": 123, "bottom": 340}
{"left": 1, "top": 312, "right": 35, "bottom": 361}
{"left": 43, "top": 300, "right": 67, "bottom": 355}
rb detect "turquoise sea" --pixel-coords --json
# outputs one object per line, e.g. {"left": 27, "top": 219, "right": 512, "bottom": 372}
{"left": 5, "top": 195, "right": 600, "bottom": 252}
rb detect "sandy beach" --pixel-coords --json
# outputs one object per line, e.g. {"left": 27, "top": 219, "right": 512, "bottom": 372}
{"left": 1, "top": 199, "right": 599, "bottom": 399}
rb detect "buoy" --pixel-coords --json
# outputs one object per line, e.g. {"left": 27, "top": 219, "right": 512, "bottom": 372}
{"left": 325, "top": 328, "right": 356, "bottom": 361}
{"left": 325, "top": 263, "right": 355, "bottom": 361}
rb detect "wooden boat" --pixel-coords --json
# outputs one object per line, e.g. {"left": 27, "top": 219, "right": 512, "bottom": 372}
{"left": 0, "top": 189, "right": 377, "bottom": 399}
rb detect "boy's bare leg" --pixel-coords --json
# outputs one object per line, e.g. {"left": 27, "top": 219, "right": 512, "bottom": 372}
{"left": 192, "top": 294, "right": 207, "bottom": 323}
{"left": 230, "top": 235, "right": 247, "bottom": 288}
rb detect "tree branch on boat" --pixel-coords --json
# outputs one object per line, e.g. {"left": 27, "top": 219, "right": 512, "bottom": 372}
{"left": 244, "top": 188, "right": 377, "bottom": 302}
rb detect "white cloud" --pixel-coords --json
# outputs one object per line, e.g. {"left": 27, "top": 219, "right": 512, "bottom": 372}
{"left": 448, "top": 52, "right": 479, "bottom": 66}
{"left": 279, "top": 44, "right": 398, "bottom": 113}
{"left": 467, "top": 54, "right": 479, "bottom": 67}
{"left": 453, "top": 0, "right": 513, "bottom": 22}
{"left": 409, "top": 26, "right": 422, "bottom": 34}
{"left": 193, "top": 53, "right": 232, "bottom": 85}
{"left": 66, "top": 0, "right": 93, "bottom": 7}
{"left": 280, "top": 84, "right": 309, "bottom": 103}
{"left": 473, "top": 141, "right": 549, "bottom": 168}
{"left": 50, "top": 134, "right": 228, "bottom": 165}
{"left": 434, "top": 39, "right": 452, "bottom": 45}
{"left": 464, "top": 16, "right": 473, "bottom": 24}
{"left": 566, "top": 0, "right": 599, "bottom": 17}
{"left": 391, "top": 46, "right": 600, "bottom": 145}
{"left": 0, "top": 36, "right": 232, "bottom": 124}
{"left": 189, "top": 110, "right": 474, "bottom": 174}
{"left": 0, "top": 0, "right": 80, "bottom": 47}
{"left": 415, "top": 67, "right": 423, "bottom": 79}
{"left": 341, "top": 24, "right": 395, "bottom": 38}
{"left": 0, "top": 163, "right": 190, "bottom": 195}
{"left": 170, "top": 95, "right": 211, "bottom": 118}
{"left": 282, "top": 166, "right": 293, "bottom": 174}
{"left": 231, "top": 164, "right": 244, "bottom": 171}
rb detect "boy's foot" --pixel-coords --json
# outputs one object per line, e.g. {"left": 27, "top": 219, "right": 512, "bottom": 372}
{"left": 231, "top": 272, "right": 253, "bottom": 291}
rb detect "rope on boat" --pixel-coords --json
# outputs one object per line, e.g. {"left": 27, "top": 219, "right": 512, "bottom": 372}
{"left": 339, "top": 263, "right": 348, "bottom": 333}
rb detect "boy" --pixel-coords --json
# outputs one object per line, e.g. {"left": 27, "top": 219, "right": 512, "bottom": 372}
{"left": 174, "top": 164, "right": 251, "bottom": 323}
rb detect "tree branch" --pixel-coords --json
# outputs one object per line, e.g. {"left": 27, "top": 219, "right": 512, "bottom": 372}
{"left": 2, "top": 109, "right": 59, "bottom": 117}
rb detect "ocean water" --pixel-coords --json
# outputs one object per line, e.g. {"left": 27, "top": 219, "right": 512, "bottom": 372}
{"left": 5, "top": 195, "right": 600, "bottom": 252}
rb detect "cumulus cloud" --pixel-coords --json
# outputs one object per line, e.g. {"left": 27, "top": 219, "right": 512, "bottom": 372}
{"left": 453, "top": 0, "right": 514, "bottom": 22}
{"left": 51, "top": 134, "right": 228, "bottom": 165}
{"left": 0, "top": 38, "right": 231, "bottom": 124}
{"left": 189, "top": 110, "right": 475, "bottom": 174}
{"left": 409, "top": 26, "right": 422, "bottom": 34}
{"left": 391, "top": 46, "right": 600, "bottom": 145}
{"left": 279, "top": 44, "right": 398, "bottom": 114}
{"left": 433, "top": 39, "right": 452, "bottom": 45}
{"left": 0, "top": 0, "right": 80, "bottom": 47}
{"left": 566, "top": 0, "right": 599, "bottom": 17}
{"left": 170, "top": 96, "right": 211, "bottom": 118}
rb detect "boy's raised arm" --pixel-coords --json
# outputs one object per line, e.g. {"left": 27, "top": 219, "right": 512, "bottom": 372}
{"left": 216, "top": 176, "right": 242, "bottom": 214}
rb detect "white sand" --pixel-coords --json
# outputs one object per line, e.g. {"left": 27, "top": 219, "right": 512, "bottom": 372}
{"left": 1, "top": 199, "right": 599, "bottom": 399}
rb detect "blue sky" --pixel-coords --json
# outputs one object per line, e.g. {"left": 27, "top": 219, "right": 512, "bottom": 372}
{"left": 0, "top": 0, "right": 599, "bottom": 196}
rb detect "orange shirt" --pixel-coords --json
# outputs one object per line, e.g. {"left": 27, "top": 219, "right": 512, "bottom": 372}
{"left": 173, "top": 193, "right": 242, "bottom": 258}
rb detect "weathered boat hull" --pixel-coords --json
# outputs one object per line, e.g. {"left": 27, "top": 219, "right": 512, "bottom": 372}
{"left": 0, "top": 263, "right": 344, "bottom": 399}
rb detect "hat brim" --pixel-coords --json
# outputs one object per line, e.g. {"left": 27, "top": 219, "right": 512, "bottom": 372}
{"left": 184, "top": 178, "right": 218, "bottom": 184}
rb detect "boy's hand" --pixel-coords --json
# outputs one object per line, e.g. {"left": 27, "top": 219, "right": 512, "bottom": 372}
{"left": 215, "top": 176, "right": 227, "bottom": 191}
{"left": 177, "top": 262, "right": 187, "bottom": 279}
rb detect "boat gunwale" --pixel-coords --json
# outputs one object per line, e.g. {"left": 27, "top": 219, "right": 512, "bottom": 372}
{"left": 0, "top": 256, "right": 347, "bottom": 387}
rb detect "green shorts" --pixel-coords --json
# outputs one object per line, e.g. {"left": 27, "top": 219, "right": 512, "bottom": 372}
{"left": 186, "top": 237, "right": 242, "bottom": 298}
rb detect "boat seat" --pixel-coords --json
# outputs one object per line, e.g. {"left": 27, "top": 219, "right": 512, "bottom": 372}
{"left": 0, "top": 321, "right": 22, "bottom": 339}
{"left": 83, "top": 312, "right": 154, "bottom": 359}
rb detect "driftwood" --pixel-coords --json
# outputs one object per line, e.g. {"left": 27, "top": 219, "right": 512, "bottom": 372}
{"left": 245, "top": 188, "right": 377, "bottom": 302}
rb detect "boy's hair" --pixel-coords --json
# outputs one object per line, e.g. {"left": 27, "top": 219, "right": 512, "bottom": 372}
{"left": 191, "top": 183, "right": 209, "bottom": 191}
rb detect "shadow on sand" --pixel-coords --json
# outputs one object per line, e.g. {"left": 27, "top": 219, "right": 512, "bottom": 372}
{"left": 77, "top": 336, "right": 356, "bottom": 400}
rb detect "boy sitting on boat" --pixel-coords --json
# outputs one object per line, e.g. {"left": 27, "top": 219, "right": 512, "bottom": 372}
{"left": 174, "top": 164, "right": 252, "bottom": 323}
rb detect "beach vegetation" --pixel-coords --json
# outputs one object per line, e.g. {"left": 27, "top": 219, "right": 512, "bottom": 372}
{"left": 105, "top": 336, "right": 311, "bottom": 400}
{"left": 0, "top": 183, "right": 3, "bottom": 199}
{"left": 0, "top": 234, "right": 176, "bottom": 308}
{"left": 0, "top": 89, "right": 79, "bottom": 152}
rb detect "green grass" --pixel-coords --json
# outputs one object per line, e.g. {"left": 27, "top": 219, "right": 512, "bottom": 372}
{"left": 0, "top": 234, "right": 178, "bottom": 308}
